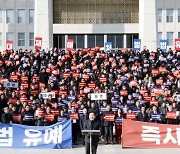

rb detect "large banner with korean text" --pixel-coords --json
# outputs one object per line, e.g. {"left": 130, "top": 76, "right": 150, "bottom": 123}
{"left": 0, "top": 120, "right": 72, "bottom": 149}
{"left": 122, "top": 119, "right": 180, "bottom": 148}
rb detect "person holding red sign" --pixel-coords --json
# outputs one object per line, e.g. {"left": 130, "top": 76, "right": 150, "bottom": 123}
{"left": 103, "top": 105, "right": 114, "bottom": 144}
{"left": 68, "top": 106, "right": 79, "bottom": 145}
{"left": 44, "top": 107, "right": 54, "bottom": 126}
{"left": 115, "top": 108, "right": 123, "bottom": 144}
{"left": 166, "top": 105, "right": 177, "bottom": 124}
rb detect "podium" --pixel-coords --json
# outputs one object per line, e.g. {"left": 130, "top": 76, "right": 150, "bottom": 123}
{"left": 81, "top": 130, "right": 100, "bottom": 154}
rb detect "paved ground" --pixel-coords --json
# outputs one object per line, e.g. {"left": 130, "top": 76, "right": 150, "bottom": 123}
{"left": 0, "top": 144, "right": 180, "bottom": 154}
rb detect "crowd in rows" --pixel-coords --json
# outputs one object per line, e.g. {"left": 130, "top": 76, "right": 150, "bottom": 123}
{"left": 0, "top": 47, "right": 179, "bottom": 144}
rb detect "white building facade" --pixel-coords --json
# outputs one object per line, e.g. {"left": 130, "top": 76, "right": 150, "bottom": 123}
{"left": 0, "top": 0, "right": 180, "bottom": 51}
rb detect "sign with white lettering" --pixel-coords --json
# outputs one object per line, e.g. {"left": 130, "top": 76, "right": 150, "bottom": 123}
{"left": 41, "top": 92, "right": 55, "bottom": 99}
{"left": 0, "top": 120, "right": 72, "bottom": 148}
{"left": 90, "top": 93, "right": 107, "bottom": 100}
{"left": 3, "top": 81, "right": 18, "bottom": 88}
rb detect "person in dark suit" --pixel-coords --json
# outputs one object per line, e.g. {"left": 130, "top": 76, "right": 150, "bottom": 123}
{"left": 79, "top": 108, "right": 89, "bottom": 145}
{"left": 84, "top": 112, "right": 100, "bottom": 154}
{"left": 103, "top": 105, "right": 114, "bottom": 144}
{"left": 137, "top": 106, "right": 148, "bottom": 122}
{"left": 1, "top": 107, "right": 13, "bottom": 124}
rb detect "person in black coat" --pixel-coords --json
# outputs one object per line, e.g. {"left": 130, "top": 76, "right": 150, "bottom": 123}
{"left": 103, "top": 105, "right": 114, "bottom": 144}
{"left": 84, "top": 112, "right": 100, "bottom": 154}
{"left": 79, "top": 108, "right": 89, "bottom": 144}
{"left": 1, "top": 107, "right": 13, "bottom": 124}
{"left": 137, "top": 106, "right": 148, "bottom": 122}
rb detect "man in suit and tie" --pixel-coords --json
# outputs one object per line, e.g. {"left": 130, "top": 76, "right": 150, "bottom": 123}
{"left": 79, "top": 108, "right": 89, "bottom": 145}
{"left": 84, "top": 112, "right": 100, "bottom": 154}
{"left": 137, "top": 106, "right": 148, "bottom": 122}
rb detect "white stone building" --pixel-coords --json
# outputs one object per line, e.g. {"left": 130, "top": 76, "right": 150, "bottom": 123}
{"left": 0, "top": 0, "right": 180, "bottom": 51}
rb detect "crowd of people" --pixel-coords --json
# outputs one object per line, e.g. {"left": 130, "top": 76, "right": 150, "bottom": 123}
{"left": 0, "top": 46, "right": 179, "bottom": 145}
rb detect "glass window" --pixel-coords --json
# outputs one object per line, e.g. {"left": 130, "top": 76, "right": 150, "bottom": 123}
{"left": 157, "top": 9, "right": 162, "bottom": 23}
{"left": 88, "top": 35, "right": 95, "bottom": 48}
{"left": 96, "top": 35, "right": 104, "bottom": 47}
{"left": 18, "top": 33, "right": 25, "bottom": 46}
{"left": 126, "top": 35, "right": 133, "bottom": 48}
{"left": 6, "top": 32, "right": 13, "bottom": 40}
{"left": 0, "top": 33, "right": 2, "bottom": 46}
{"left": 107, "top": 35, "right": 115, "bottom": 48}
{"left": 166, "top": 9, "right": 173, "bottom": 23}
{"left": 29, "top": 33, "right": 34, "bottom": 46}
{"left": 77, "top": 35, "right": 84, "bottom": 48}
{"left": 178, "top": 9, "right": 180, "bottom": 22}
{"left": 18, "top": 9, "right": 25, "bottom": 23}
{"left": 6, "top": 9, "right": 14, "bottom": 23}
{"left": 29, "top": 9, "right": 34, "bottom": 24}
{"left": 167, "top": 32, "right": 173, "bottom": 46}
{"left": 178, "top": 32, "right": 180, "bottom": 39}
{"left": 116, "top": 35, "right": 124, "bottom": 48}
{"left": 53, "top": 35, "right": 65, "bottom": 49}
{"left": 0, "top": 10, "right": 2, "bottom": 23}
{"left": 59, "top": 35, "right": 65, "bottom": 49}
{"left": 158, "top": 32, "right": 162, "bottom": 46}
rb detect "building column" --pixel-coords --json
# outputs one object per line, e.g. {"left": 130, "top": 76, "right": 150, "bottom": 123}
{"left": 85, "top": 35, "right": 88, "bottom": 48}
{"left": 139, "top": 0, "right": 157, "bottom": 51}
{"left": 104, "top": 34, "right": 107, "bottom": 44}
{"left": 65, "top": 35, "right": 68, "bottom": 49}
{"left": 34, "top": 0, "right": 53, "bottom": 49}
{"left": 123, "top": 34, "right": 127, "bottom": 48}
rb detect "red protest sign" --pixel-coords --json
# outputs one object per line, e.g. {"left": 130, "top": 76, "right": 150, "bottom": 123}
{"left": 6, "top": 40, "right": 13, "bottom": 51}
{"left": 175, "top": 39, "right": 180, "bottom": 51}
{"left": 122, "top": 119, "right": 180, "bottom": 148}
{"left": 66, "top": 39, "right": 74, "bottom": 51}
{"left": 35, "top": 37, "right": 42, "bottom": 50}
{"left": 104, "top": 114, "right": 115, "bottom": 122}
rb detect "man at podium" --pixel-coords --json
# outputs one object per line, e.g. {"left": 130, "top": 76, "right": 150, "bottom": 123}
{"left": 84, "top": 112, "right": 100, "bottom": 154}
